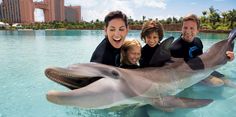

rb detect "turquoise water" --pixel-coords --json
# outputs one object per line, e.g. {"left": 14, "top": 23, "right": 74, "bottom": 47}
{"left": 0, "top": 30, "right": 235, "bottom": 117}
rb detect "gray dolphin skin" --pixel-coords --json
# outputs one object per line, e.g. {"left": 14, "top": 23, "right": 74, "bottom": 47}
{"left": 45, "top": 28, "right": 236, "bottom": 110}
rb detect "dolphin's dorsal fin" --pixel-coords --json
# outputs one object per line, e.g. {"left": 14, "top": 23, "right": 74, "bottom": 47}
{"left": 151, "top": 96, "right": 213, "bottom": 109}
{"left": 149, "top": 36, "right": 174, "bottom": 67}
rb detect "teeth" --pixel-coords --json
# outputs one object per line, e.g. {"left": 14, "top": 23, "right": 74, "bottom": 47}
{"left": 113, "top": 36, "right": 121, "bottom": 40}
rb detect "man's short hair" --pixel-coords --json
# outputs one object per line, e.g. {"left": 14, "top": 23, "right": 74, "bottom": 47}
{"left": 183, "top": 14, "right": 200, "bottom": 29}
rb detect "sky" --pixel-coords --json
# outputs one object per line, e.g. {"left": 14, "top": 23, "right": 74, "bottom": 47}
{"left": 1, "top": 0, "right": 235, "bottom": 22}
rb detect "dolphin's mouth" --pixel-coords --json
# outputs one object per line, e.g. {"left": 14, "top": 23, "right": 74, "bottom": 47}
{"left": 45, "top": 68, "right": 103, "bottom": 90}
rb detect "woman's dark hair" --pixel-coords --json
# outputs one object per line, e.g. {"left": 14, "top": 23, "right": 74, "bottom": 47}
{"left": 104, "top": 10, "right": 128, "bottom": 28}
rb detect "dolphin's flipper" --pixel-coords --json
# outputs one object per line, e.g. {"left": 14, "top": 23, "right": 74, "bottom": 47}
{"left": 210, "top": 71, "right": 225, "bottom": 78}
{"left": 149, "top": 36, "right": 174, "bottom": 67}
{"left": 201, "top": 76, "right": 224, "bottom": 87}
{"left": 200, "top": 71, "right": 225, "bottom": 87}
{"left": 151, "top": 96, "right": 213, "bottom": 109}
{"left": 222, "top": 78, "right": 236, "bottom": 88}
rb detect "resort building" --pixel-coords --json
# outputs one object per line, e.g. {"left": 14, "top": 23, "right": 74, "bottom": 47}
{"left": 0, "top": 4, "right": 3, "bottom": 19}
{"left": 0, "top": 0, "right": 81, "bottom": 24}
{"left": 65, "top": 6, "right": 81, "bottom": 22}
{"left": 0, "top": 0, "right": 21, "bottom": 23}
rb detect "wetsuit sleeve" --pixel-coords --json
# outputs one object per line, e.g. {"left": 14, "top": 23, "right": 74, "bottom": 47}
{"left": 191, "top": 37, "right": 203, "bottom": 57}
{"left": 170, "top": 38, "right": 184, "bottom": 58}
{"left": 90, "top": 40, "right": 106, "bottom": 63}
{"left": 195, "top": 37, "right": 203, "bottom": 53}
{"left": 90, "top": 50, "right": 103, "bottom": 63}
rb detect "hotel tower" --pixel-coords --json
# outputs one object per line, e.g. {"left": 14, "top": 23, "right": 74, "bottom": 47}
{"left": 0, "top": 0, "right": 80, "bottom": 24}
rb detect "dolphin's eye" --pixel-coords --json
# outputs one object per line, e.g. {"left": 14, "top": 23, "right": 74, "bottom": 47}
{"left": 111, "top": 70, "right": 119, "bottom": 77}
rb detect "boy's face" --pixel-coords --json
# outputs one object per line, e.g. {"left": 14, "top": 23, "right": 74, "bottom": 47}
{"left": 145, "top": 32, "right": 159, "bottom": 47}
{"left": 105, "top": 18, "right": 128, "bottom": 49}
{"left": 127, "top": 46, "right": 141, "bottom": 65}
{"left": 182, "top": 20, "right": 199, "bottom": 42}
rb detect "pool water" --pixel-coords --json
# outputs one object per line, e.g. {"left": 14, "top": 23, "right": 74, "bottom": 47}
{"left": 0, "top": 30, "right": 235, "bottom": 117}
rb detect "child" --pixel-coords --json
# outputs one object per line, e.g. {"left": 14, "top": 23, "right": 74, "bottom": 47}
{"left": 120, "top": 39, "right": 142, "bottom": 69}
{"left": 139, "top": 20, "right": 171, "bottom": 67}
{"left": 170, "top": 14, "right": 234, "bottom": 86}
{"left": 90, "top": 10, "right": 129, "bottom": 67}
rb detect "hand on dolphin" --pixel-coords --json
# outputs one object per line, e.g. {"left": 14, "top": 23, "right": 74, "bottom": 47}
{"left": 45, "top": 28, "right": 236, "bottom": 110}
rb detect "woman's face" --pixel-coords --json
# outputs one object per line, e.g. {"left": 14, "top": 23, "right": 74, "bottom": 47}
{"left": 127, "top": 46, "right": 141, "bottom": 65}
{"left": 145, "top": 32, "right": 159, "bottom": 47}
{"left": 182, "top": 20, "right": 199, "bottom": 42}
{"left": 105, "top": 18, "right": 128, "bottom": 48}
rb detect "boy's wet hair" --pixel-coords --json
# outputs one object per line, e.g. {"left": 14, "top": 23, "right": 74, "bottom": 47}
{"left": 183, "top": 14, "right": 200, "bottom": 29}
{"left": 141, "top": 20, "right": 164, "bottom": 42}
{"left": 104, "top": 10, "right": 128, "bottom": 28}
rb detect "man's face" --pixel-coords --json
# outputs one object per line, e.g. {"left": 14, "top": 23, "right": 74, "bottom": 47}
{"left": 182, "top": 20, "right": 199, "bottom": 42}
{"left": 105, "top": 18, "right": 128, "bottom": 48}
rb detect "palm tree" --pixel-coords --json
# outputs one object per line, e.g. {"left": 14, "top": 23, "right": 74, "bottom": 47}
{"left": 208, "top": 6, "right": 220, "bottom": 29}
{"left": 172, "top": 17, "right": 178, "bottom": 23}
{"left": 166, "top": 17, "right": 172, "bottom": 24}
{"left": 142, "top": 16, "right": 146, "bottom": 21}
{"left": 227, "top": 9, "right": 236, "bottom": 29}
{"left": 221, "top": 11, "right": 228, "bottom": 24}
{"left": 202, "top": 11, "right": 207, "bottom": 23}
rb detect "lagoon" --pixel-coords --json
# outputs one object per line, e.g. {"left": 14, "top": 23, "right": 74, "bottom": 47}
{"left": 0, "top": 30, "right": 236, "bottom": 117}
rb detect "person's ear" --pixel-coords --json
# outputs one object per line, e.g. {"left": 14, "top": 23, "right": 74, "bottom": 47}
{"left": 104, "top": 26, "right": 108, "bottom": 36}
{"left": 126, "top": 26, "right": 129, "bottom": 33}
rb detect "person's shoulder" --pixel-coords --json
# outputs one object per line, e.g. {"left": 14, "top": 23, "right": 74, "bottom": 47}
{"left": 93, "top": 38, "right": 109, "bottom": 52}
{"left": 97, "top": 38, "right": 107, "bottom": 48}
{"left": 194, "top": 37, "right": 202, "bottom": 42}
{"left": 171, "top": 37, "right": 182, "bottom": 47}
{"left": 193, "top": 37, "right": 203, "bottom": 47}
{"left": 90, "top": 38, "right": 107, "bottom": 62}
{"left": 172, "top": 37, "right": 183, "bottom": 44}
{"left": 142, "top": 44, "right": 149, "bottom": 49}
{"left": 141, "top": 44, "right": 149, "bottom": 52}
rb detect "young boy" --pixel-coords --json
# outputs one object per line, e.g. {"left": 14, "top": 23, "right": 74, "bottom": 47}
{"left": 90, "top": 10, "right": 129, "bottom": 67}
{"left": 139, "top": 20, "right": 171, "bottom": 67}
{"left": 170, "top": 14, "right": 234, "bottom": 86}
{"left": 120, "top": 39, "right": 142, "bottom": 69}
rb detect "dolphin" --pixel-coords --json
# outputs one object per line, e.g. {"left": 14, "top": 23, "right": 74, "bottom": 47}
{"left": 45, "top": 28, "right": 236, "bottom": 110}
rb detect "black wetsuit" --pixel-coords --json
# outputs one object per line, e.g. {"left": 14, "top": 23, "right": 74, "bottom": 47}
{"left": 170, "top": 36, "right": 203, "bottom": 61}
{"left": 90, "top": 38, "right": 120, "bottom": 67}
{"left": 120, "top": 64, "right": 139, "bottom": 69}
{"left": 170, "top": 36, "right": 204, "bottom": 70}
{"left": 140, "top": 44, "right": 169, "bottom": 67}
{"left": 140, "top": 44, "right": 158, "bottom": 67}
